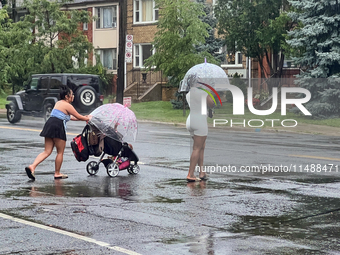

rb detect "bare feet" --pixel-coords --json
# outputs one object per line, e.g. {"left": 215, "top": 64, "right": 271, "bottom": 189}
{"left": 54, "top": 174, "right": 68, "bottom": 179}
{"left": 186, "top": 176, "right": 201, "bottom": 182}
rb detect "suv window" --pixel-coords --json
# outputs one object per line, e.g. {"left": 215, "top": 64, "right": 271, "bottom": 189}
{"left": 39, "top": 77, "right": 49, "bottom": 89}
{"left": 30, "top": 77, "right": 39, "bottom": 90}
{"left": 50, "top": 76, "right": 63, "bottom": 89}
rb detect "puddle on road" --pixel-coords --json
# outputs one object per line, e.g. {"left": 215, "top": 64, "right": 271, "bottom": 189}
{"left": 3, "top": 181, "right": 134, "bottom": 198}
{"left": 150, "top": 195, "right": 183, "bottom": 203}
{"left": 160, "top": 177, "right": 340, "bottom": 253}
{"left": 294, "top": 177, "right": 340, "bottom": 184}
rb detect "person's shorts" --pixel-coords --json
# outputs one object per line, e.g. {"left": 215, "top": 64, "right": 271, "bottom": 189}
{"left": 186, "top": 114, "right": 208, "bottom": 137}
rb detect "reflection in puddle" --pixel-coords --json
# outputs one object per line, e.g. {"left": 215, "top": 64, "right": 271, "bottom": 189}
{"left": 162, "top": 177, "right": 340, "bottom": 252}
{"left": 150, "top": 195, "right": 183, "bottom": 203}
{"left": 3, "top": 178, "right": 134, "bottom": 198}
{"left": 160, "top": 232, "right": 215, "bottom": 255}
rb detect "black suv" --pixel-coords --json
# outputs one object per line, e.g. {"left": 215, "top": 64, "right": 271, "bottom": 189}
{"left": 6, "top": 73, "right": 104, "bottom": 123}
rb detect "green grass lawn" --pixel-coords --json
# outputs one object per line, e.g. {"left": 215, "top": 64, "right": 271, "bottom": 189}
{"left": 130, "top": 100, "right": 340, "bottom": 128}
{"left": 130, "top": 101, "right": 189, "bottom": 124}
{"left": 0, "top": 95, "right": 8, "bottom": 109}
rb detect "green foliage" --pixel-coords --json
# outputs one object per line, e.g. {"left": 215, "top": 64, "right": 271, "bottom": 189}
{"left": 170, "top": 91, "right": 188, "bottom": 109}
{"left": 288, "top": 0, "right": 340, "bottom": 118}
{"left": 215, "top": 0, "right": 293, "bottom": 79}
{"left": 144, "top": 0, "right": 217, "bottom": 85}
{"left": 0, "top": 0, "right": 106, "bottom": 93}
{"left": 195, "top": 0, "right": 225, "bottom": 64}
{"left": 225, "top": 74, "right": 246, "bottom": 103}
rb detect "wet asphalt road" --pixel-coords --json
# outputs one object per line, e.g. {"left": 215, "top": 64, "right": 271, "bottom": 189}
{"left": 0, "top": 116, "right": 340, "bottom": 254}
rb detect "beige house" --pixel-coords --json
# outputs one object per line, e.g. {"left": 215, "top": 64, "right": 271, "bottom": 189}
{"left": 64, "top": 0, "right": 119, "bottom": 74}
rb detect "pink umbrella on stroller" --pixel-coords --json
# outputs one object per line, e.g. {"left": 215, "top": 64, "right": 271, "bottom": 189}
{"left": 89, "top": 103, "right": 138, "bottom": 142}
{"left": 85, "top": 103, "right": 139, "bottom": 177}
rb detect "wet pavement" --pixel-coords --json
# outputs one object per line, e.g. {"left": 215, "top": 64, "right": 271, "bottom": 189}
{"left": 0, "top": 116, "right": 340, "bottom": 254}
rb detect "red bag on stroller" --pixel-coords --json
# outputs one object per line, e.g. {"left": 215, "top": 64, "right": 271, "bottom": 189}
{"left": 71, "top": 126, "right": 89, "bottom": 162}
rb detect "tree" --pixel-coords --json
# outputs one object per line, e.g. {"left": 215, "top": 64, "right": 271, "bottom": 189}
{"left": 288, "top": 0, "right": 340, "bottom": 118}
{"left": 195, "top": 0, "right": 224, "bottom": 64}
{"left": 23, "top": 0, "right": 93, "bottom": 73}
{"left": 215, "top": 0, "right": 292, "bottom": 88}
{"left": 0, "top": 0, "right": 105, "bottom": 93}
{"left": 144, "top": 0, "right": 217, "bottom": 85}
{"left": 0, "top": 7, "right": 33, "bottom": 93}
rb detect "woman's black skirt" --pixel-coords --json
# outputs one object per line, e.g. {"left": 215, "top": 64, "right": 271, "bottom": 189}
{"left": 40, "top": 117, "right": 67, "bottom": 141}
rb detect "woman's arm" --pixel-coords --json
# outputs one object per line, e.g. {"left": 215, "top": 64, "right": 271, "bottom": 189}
{"left": 207, "top": 95, "right": 215, "bottom": 109}
{"left": 66, "top": 104, "right": 90, "bottom": 121}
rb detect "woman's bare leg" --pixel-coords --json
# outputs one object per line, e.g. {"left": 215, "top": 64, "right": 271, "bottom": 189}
{"left": 187, "top": 135, "right": 207, "bottom": 180}
{"left": 198, "top": 141, "right": 206, "bottom": 178}
{"left": 53, "top": 138, "right": 66, "bottom": 177}
{"left": 29, "top": 138, "right": 54, "bottom": 173}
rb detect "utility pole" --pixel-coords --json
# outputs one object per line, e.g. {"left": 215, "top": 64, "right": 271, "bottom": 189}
{"left": 12, "top": 0, "right": 16, "bottom": 94}
{"left": 116, "top": 0, "right": 127, "bottom": 104}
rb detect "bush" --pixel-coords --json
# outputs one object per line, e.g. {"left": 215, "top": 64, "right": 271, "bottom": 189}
{"left": 171, "top": 91, "right": 189, "bottom": 109}
{"left": 226, "top": 73, "right": 247, "bottom": 103}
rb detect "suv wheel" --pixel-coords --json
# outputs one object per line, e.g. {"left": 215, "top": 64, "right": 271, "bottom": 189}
{"left": 76, "top": 86, "right": 96, "bottom": 110}
{"left": 43, "top": 103, "right": 54, "bottom": 122}
{"left": 7, "top": 102, "right": 22, "bottom": 124}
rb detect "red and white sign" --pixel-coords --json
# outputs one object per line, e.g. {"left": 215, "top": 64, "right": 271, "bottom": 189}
{"left": 126, "top": 41, "right": 133, "bottom": 52}
{"left": 123, "top": 97, "right": 132, "bottom": 108}
{"left": 125, "top": 52, "right": 132, "bottom": 63}
{"left": 126, "top": 35, "right": 133, "bottom": 42}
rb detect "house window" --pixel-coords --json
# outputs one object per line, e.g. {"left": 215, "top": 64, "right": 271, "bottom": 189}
{"left": 96, "top": 49, "right": 117, "bottom": 70}
{"left": 134, "top": 0, "right": 159, "bottom": 23}
{"left": 83, "top": 22, "right": 88, "bottom": 31}
{"left": 220, "top": 46, "right": 243, "bottom": 67}
{"left": 134, "top": 44, "right": 153, "bottom": 68}
{"left": 96, "top": 6, "right": 117, "bottom": 29}
{"left": 283, "top": 58, "right": 296, "bottom": 68}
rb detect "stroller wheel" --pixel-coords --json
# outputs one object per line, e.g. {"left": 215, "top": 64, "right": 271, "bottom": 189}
{"left": 130, "top": 164, "right": 140, "bottom": 175}
{"left": 87, "top": 161, "right": 99, "bottom": 175}
{"left": 127, "top": 167, "right": 133, "bottom": 174}
{"left": 106, "top": 162, "right": 119, "bottom": 177}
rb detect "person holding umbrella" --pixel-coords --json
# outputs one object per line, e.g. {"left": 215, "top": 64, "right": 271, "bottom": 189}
{"left": 180, "top": 61, "right": 229, "bottom": 182}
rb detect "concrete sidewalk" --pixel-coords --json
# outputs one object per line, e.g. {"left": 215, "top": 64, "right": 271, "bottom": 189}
{"left": 1, "top": 108, "right": 340, "bottom": 136}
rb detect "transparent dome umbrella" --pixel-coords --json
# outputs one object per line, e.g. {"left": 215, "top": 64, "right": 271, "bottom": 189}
{"left": 178, "top": 61, "right": 230, "bottom": 93}
{"left": 89, "top": 103, "right": 138, "bottom": 142}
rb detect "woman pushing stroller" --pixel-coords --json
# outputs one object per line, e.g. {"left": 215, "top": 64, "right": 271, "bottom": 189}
{"left": 25, "top": 85, "right": 91, "bottom": 181}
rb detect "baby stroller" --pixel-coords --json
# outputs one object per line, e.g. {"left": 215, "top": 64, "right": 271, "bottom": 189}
{"left": 86, "top": 126, "right": 140, "bottom": 177}
{"left": 85, "top": 103, "right": 140, "bottom": 178}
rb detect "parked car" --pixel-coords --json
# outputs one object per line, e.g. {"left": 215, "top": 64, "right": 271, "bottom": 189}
{"left": 6, "top": 73, "right": 104, "bottom": 123}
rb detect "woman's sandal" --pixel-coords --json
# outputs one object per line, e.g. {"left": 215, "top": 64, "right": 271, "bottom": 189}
{"left": 54, "top": 174, "right": 68, "bottom": 179}
{"left": 199, "top": 175, "right": 208, "bottom": 181}
{"left": 25, "top": 167, "right": 35, "bottom": 181}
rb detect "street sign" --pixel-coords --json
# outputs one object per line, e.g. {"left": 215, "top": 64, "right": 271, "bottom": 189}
{"left": 123, "top": 97, "right": 132, "bottom": 107}
{"left": 126, "top": 41, "right": 133, "bottom": 52}
{"left": 126, "top": 35, "right": 133, "bottom": 42}
{"left": 125, "top": 52, "right": 132, "bottom": 63}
